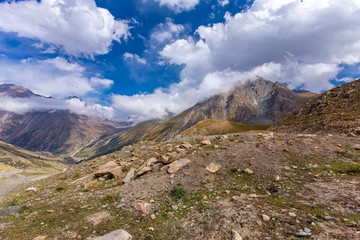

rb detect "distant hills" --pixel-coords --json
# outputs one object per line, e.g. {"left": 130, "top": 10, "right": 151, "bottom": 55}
{"left": 273, "top": 79, "right": 360, "bottom": 135}
{"left": 76, "top": 78, "right": 318, "bottom": 159}
{"left": 0, "top": 84, "right": 127, "bottom": 157}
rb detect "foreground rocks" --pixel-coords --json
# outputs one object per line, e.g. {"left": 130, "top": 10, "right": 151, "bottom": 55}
{"left": 0, "top": 132, "right": 359, "bottom": 240}
{"left": 94, "top": 229, "right": 132, "bottom": 240}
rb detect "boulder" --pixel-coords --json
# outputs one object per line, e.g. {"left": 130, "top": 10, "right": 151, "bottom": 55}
{"left": 94, "top": 229, "right": 132, "bottom": 240}
{"left": 167, "top": 158, "right": 191, "bottom": 174}
{"left": 123, "top": 168, "right": 135, "bottom": 183}
{"left": 94, "top": 161, "right": 122, "bottom": 179}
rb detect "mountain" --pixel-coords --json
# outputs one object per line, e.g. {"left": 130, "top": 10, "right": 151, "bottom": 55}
{"left": 0, "top": 84, "right": 127, "bottom": 157}
{"left": 0, "top": 140, "right": 63, "bottom": 171}
{"left": 77, "top": 78, "right": 317, "bottom": 158}
{"left": 272, "top": 79, "right": 360, "bottom": 135}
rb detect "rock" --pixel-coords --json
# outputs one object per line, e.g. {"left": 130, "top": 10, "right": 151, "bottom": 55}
{"left": 123, "top": 168, "right": 135, "bottom": 183}
{"left": 136, "top": 166, "right": 152, "bottom": 177}
{"left": 323, "top": 215, "right": 335, "bottom": 221}
{"left": 287, "top": 139, "right": 295, "bottom": 145}
{"left": 72, "top": 174, "right": 93, "bottom": 185}
{"left": 353, "top": 144, "right": 360, "bottom": 150}
{"left": 146, "top": 157, "right": 158, "bottom": 167}
{"left": 33, "top": 236, "right": 47, "bottom": 240}
{"left": 200, "top": 140, "right": 212, "bottom": 145}
{"left": 167, "top": 158, "right": 191, "bottom": 174}
{"left": 231, "top": 229, "right": 242, "bottom": 240}
{"left": 275, "top": 175, "right": 281, "bottom": 181}
{"left": 206, "top": 163, "right": 221, "bottom": 173}
{"left": 295, "top": 227, "right": 312, "bottom": 237}
{"left": 86, "top": 211, "right": 112, "bottom": 226}
{"left": 244, "top": 168, "right": 254, "bottom": 174}
{"left": 46, "top": 210, "right": 55, "bottom": 213}
{"left": 262, "top": 214, "right": 270, "bottom": 221}
{"left": 180, "top": 142, "right": 192, "bottom": 149}
{"left": 289, "top": 212, "right": 297, "bottom": 217}
{"left": 94, "top": 161, "right": 122, "bottom": 179}
{"left": 284, "top": 166, "right": 291, "bottom": 171}
{"left": 26, "top": 187, "right": 38, "bottom": 192}
{"left": 0, "top": 205, "right": 26, "bottom": 217}
{"left": 150, "top": 214, "right": 156, "bottom": 220}
{"left": 171, "top": 205, "right": 179, "bottom": 211}
{"left": 94, "top": 229, "right": 132, "bottom": 240}
{"left": 134, "top": 202, "right": 152, "bottom": 215}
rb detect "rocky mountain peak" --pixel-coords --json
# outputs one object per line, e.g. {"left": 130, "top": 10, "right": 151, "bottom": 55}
{"left": 0, "top": 83, "right": 36, "bottom": 98}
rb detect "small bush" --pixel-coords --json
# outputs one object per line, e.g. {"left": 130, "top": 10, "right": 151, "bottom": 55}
{"left": 170, "top": 187, "right": 186, "bottom": 200}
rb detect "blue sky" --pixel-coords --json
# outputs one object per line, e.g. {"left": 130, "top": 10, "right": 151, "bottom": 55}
{"left": 0, "top": 0, "right": 359, "bottom": 121}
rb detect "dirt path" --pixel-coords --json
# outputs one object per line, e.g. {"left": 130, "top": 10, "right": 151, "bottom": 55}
{"left": 0, "top": 170, "right": 52, "bottom": 199}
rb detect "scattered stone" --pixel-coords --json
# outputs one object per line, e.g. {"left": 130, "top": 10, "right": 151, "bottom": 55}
{"left": 180, "top": 142, "right": 192, "bottom": 149}
{"left": 123, "top": 168, "right": 135, "bottom": 183}
{"left": 244, "top": 168, "right": 254, "bottom": 174}
{"left": 289, "top": 212, "right": 297, "bottom": 217}
{"left": 167, "top": 158, "right": 191, "bottom": 174}
{"left": 46, "top": 210, "right": 55, "bottom": 213}
{"left": 148, "top": 227, "right": 155, "bottom": 231}
{"left": 134, "top": 202, "right": 152, "bottom": 215}
{"left": 0, "top": 205, "right": 26, "bottom": 217}
{"left": 284, "top": 166, "right": 291, "bottom": 171}
{"left": 136, "top": 166, "right": 152, "bottom": 177}
{"left": 323, "top": 216, "right": 335, "bottom": 221}
{"left": 214, "top": 145, "right": 219, "bottom": 149}
{"left": 72, "top": 174, "right": 92, "bottom": 185}
{"left": 146, "top": 157, "right": 158, "bottom": 167}
{"left": 171, "top": 205, "right": 179, "bottom": 211}
{"left": 33, "top": 236, "right": 47, "bottom": 240}
{"left": 296, "top": 227, "right": 312, "bottom": 237}
{"left": 200, "top": 140, "right": 212, "bottom": 145}
{"left": 231, "top": 229, "right": 242, "bottom": 240}
{"left": 94, "top": 161, "right": 122, "bottom": 179}
{"left": 275, "top": 175, "right": 281, "bottom": 181}
{"left": 150, "top": 214, "right": 156, "bottom": 220}
{"left": 353, "top": 144, "right": 360, "bottom": 150}
{"left": 287, "top": 139, "right": 295, "bottom": 145}
{"left": 94, "top": 229, "right": 132, "bottom": 240}
{"left": 26, "top": 187, "right": 38, "bottom": 192}
{"left": 262, "top": 214, "right": 270, "bottom": 221}
{"left": 86, "top": 211, "right": 112, "bottom": 226}
{"left": 206, "top": 163, "right": 221, "bottom": 173}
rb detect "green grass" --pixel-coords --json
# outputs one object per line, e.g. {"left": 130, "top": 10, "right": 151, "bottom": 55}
{"left": 330, "top": 161, "right": 360, "bottom": 175}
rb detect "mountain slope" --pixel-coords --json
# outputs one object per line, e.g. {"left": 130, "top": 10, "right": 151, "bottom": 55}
{"left": 0, "top": 84, "right": 127, "bottom": 157}
{"left": 78, "top": 78, "right": 317, "bottom": 158}
{"left": 0, "top": 140, "right": 63, "bottom": 171}
{"left": 272, "top": 79, "right": 360, "bottom": 134}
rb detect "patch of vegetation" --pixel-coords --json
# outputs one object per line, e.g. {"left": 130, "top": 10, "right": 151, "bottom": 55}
{"left": 101, "top": 193, "right": 119, "bottom": 204}
{"left": 330, "top": 161, "right": 360, "bottom": 175}
{"left": 170, "top": 186, "right": 186, "bottom": 200}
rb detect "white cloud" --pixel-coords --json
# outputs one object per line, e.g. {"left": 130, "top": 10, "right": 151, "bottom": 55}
{"left": 150, "top": 18, "right": 185, "bottom": 44}
{"left": 218, "top": 0, "right": 229, "bottom": 7}
{"left": 153, "top": 0, "right": 200, "bottom": 12}
{"left": 112, "top": 0, "right": 360, "bottom": 122}
{"left": 0, "top": 0, "right": 130, "bottom": 57}
{"left": 0, "top": 56, "right": 113, "bottom": 98}
{"left": 123, "top": 52, "right": 147, "bottom": 65}
{"left": 0, "top": 96, "right": 114, "bottom": 119}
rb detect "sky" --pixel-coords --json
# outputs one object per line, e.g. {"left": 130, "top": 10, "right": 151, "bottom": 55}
{"left": 0, "top": 0, "right": 360, "bottom": 122}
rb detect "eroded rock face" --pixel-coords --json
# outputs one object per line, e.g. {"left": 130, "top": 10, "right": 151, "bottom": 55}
{"left": 94, "top": 229, "right": 132, "bottom": 240}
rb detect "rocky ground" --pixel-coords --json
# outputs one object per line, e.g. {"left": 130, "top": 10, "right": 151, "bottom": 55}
{"left": 0, "top": 131, "right": 359, "bottom": 240}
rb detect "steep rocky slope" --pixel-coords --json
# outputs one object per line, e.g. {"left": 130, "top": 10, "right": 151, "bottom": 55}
{"left": 77, "top": 78, "right": 317, "bottom": 159}
{"left": 273, "top": 79, "right": 360, "bottom": 135}
{"left": 0, "top": 132, "right": 358, "bottom": 239}
{"left": 0, "top": 84, "right": 126, "bottom": 157}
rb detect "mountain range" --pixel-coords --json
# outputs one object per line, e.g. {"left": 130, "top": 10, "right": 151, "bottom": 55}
{"left": 75, "top": 78, "right": 318, "bottom": 159}
{"left": 0, "top": 84, "right": 127, "bottom": 158}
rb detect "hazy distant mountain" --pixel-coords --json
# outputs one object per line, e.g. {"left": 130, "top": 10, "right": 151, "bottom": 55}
{"left": 77, "top": 78, "right": 318, "bottom": 158}
{"left": 0, "top": 84, "right": 127, "bottom": 157}
{"left": 272, "top": 79, "right": 360, "bottom": 135}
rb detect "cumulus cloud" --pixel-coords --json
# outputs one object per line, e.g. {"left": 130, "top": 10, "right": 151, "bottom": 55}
{"left": 0, "top": 0, "right": 130, "bottom": 57}
{"left": 218, "top": 0, "right": 229, "bottom": 7}
{"left": 112, "top": 0, "right": 360, "bottom": 122}
{"left": 123, "top": 52, "right": 147, "bottom": 65}
{"left": 150, "top": 18, "right": 185, "bottom": 44}
{"left": 0, "top": 56, "right": 113, "bottom": 98}
{"left": 0, "top": 96, "right": 114, "bottom": 119}
{"left": 153, "top": 0, "right": 200, "bottom": 12}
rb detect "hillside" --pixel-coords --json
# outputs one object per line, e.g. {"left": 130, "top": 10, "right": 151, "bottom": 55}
{"left": 0, "top": 140, "right": 63, "bottom": 171}
{"left": 272, "top": 79, "right": 360, "bottom": 135}
{"left": 0, "top": 84, "right": 127, "bottom": 157}
{"left": 76, "top": 78, "right": 317, "bottom": 159}
{"left": 0, "top": 132, "right": 358, "bottom": 239}
{"left": 181, "top": 119, "right": 270, "bottom": 136}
